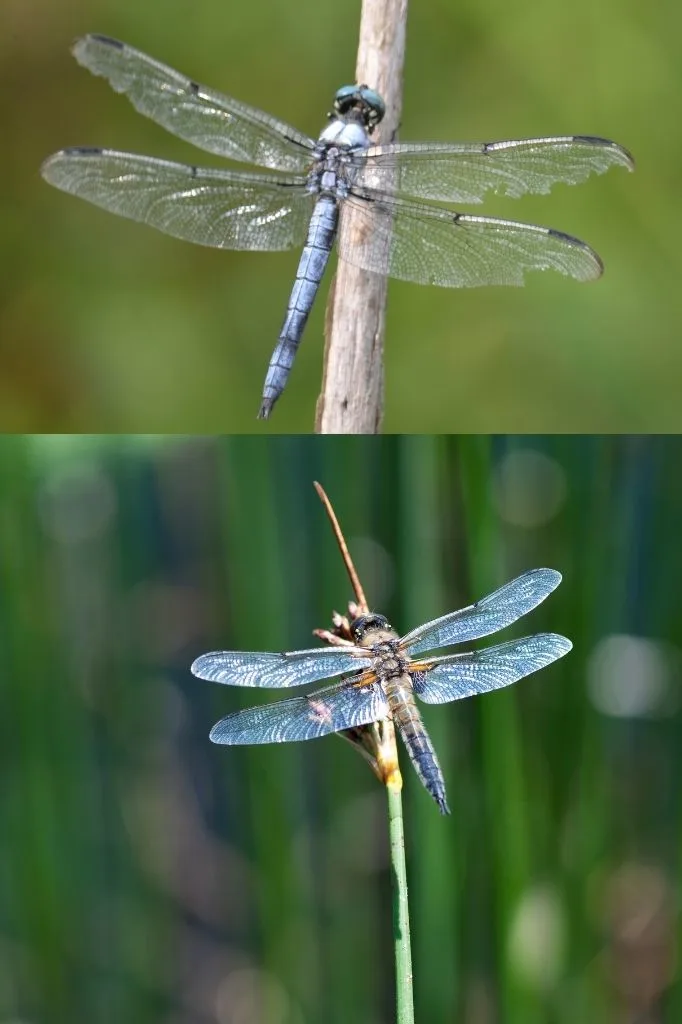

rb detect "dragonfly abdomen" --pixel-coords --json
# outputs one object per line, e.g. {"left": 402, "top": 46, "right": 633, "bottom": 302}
{"left": 258, "top": 197, "right": 338, "bottom": 419}
{"left": 385, "top": 675, "right": 450, "bottom": 814}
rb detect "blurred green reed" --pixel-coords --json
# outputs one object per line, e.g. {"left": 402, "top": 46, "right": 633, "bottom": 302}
{"left": 1, "top": 435, "right": 681, "bottom": 1023}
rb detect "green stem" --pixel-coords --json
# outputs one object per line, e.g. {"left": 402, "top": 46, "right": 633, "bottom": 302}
{"left": 388, "top": 782, "right": 414, "bottom": 1024}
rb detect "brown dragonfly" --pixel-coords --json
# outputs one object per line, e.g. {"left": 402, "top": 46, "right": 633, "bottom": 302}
{"left": 192, "top": 568, "right": 571, "bottom": 812}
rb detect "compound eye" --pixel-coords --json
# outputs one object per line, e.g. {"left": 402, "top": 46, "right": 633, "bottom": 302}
{"left": 358, "top": 86, "right": 386, "bottom": 124}
{"left": 351, "top": 615, "right": 368, "bottom": 641}
{"left": 351, "top": 613, "right": 390, "bottom": 641}
{"left": 333, "top": 84, "right": 358, "bottom": 113}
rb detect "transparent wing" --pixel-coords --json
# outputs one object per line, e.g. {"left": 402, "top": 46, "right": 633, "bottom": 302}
{"left": 72, "top": 34, "right": 315, "bottom": 171}
{"left": 400, "top": 568, "right": 563, "bottom": 655}
{"left": 191, "top": 645, "right": 371, "bottom": 688}
{"left": 41, "top": 149, "right": 313, "bottom": 250}
{"left": 357, "top": 136, "right": 634, "bottom": 203}
{"left": 338, "top": 191, "right": 602, "bottom": 286}
{"left": 412, "top": 633, "right": 572, "bottom": 704}
{"left": 209, "top": 678, "right": 388, "bottom": 744}
{"left": 337, "top": 190, "right": 598, "bottom": 286}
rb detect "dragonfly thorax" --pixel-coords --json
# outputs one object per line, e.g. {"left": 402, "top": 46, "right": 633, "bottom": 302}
{"left": 317, "top": 119, "right": 371, "bottom": 151}
{"left": 309, "top": 120, "right": 372, "bottom": 199}
{"left": 371, "top": 641, "right": 408, "bottom": 682}
{"left": 351, "top": 616, "right": 406, "bottom": 677}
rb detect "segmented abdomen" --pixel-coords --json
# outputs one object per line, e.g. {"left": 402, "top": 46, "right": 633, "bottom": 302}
{"left": 385, "top": 675, "right": 450, "bottom": 814}
{"left": 258, "top": 196, "right": 338, "bottom": 419}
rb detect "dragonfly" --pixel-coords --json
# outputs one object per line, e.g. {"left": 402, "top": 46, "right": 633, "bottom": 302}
{"left": 41, "top": 35, "right": 634, "bottom": 419}
{"left": 191, "top": 567, "right": 572, "bottom": 813}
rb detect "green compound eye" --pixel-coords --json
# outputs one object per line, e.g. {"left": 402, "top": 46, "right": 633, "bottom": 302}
{"left": 334, "top": 84, "right": 358, "bottom": 107}
{"left": 356, "top": 85, "right": 386, "bottom": 123}
{"left": 333, "top": 84, "right": 386, "bottom": 127}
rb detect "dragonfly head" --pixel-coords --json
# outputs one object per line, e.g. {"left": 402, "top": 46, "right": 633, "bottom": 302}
{"left": 350, "top": 613, "right": 392, "bottom": 644}
{"left": 333, "top": 84, "right": 386, "bottom": 130}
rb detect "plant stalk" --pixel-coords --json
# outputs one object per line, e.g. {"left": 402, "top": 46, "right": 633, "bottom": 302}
{"left": 314, "top": 481, "right": 415, "bottom": 1021}
{"left": 388, "top": 777, "right": 415, "bottom": 1024}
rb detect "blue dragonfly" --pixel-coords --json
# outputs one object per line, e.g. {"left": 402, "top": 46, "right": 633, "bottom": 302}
{"left": 42, "top": 35, "right": 634, "bottom": 418}
{"left": 191, "top": 568, "right": 572, "bottom": 812}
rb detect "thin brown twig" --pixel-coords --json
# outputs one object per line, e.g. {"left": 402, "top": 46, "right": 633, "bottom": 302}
{"left": 313, "top": 481, "right": 369, "bottom": 614}
{"left": 315, "top": 0, "right": 408, "bottom": 433}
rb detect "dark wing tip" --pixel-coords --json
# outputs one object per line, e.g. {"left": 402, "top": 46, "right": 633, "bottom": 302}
{"left": 65, "top": 146, "right": 104, "bottom": 156}
{"left": 547, "top": 228, "right": 604, "bottom": 280}
{"left": 72, "top": 34, "right": 125, "bottom": 69}
{"left": 41, "top": 147, "right": 103, "bottom": 181}
{"left": 572, "top": 135, "right": 636, "bottom": 171}
{"left": 81, "top": 33, "right": 124, "bottom": 49}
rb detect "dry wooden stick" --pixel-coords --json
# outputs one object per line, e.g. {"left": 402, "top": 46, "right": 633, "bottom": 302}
{"left": 315, "top": 0, "right": 408, "bottom": 434}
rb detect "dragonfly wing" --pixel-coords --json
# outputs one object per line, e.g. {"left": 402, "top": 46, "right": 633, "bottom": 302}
{"left": 192, "top": 645, "right": 371, "bottom": 688}
{"left": 71, "top": 34, "right": 315, "bottom": 171}
{"left": 41, "top": 150, "right": 313, "bottom": 250}
{"left": 412, "top": 633, "right": 572, "bottom": 704}
{"left": 357, "top": 136, "right": 634, "bottom": 203}
{"left": 209, "top": 677, "right": 388, "bottom": 743}
{"left": 338, "top": 190, "right": 602, "bottom": 287}
{"left": 401, "top": 568, "right": 563, "bottom": 655}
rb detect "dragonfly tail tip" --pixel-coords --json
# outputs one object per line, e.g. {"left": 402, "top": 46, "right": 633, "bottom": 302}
{"left": 437, "top": 795, "right": 451, "bottom": 815}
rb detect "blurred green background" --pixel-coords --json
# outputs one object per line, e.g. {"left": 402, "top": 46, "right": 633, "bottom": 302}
{"left": 2, "top": 0, "right": 679, "bottom": 430}
{"left": 1, "top": 434, "right": 681, "bottom": 1023}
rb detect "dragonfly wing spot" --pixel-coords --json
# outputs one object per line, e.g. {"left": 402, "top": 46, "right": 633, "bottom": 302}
{"left": 306, "top": 697, "right": 334, "bottom": 726}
